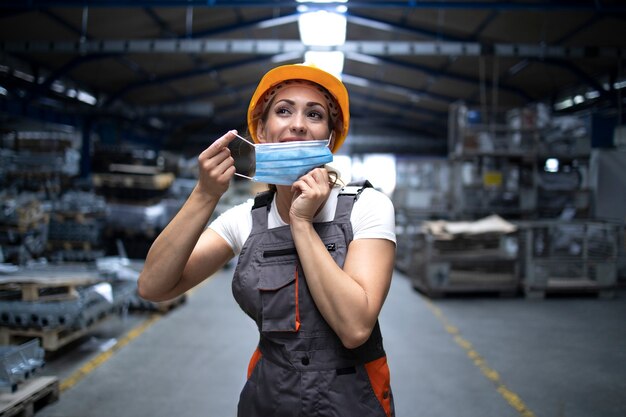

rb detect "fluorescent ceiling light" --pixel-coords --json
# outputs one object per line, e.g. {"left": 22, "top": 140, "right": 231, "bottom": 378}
{"left": 13, "top": 70, "right": 35, "bottom": 83}
{"left": 573, "top": 94, "right": 584, "bottom": 105}
{"left": 51, "top": 81, "right": 65, "bottom": 94}
{"left": 304, "top": 51, "right": 344, "bottom": 79}
{"left": 554, "top": 98, "right": 573, "bottom": 111}
{"left": 0, "top": 86, "right": 7, "bottom": 96}
{"left": 297, "top": 0, "right": 348, "bottom": 8}
{"left": 296, "top": 0, "right": 348, "bottom": 3}
{"left": 544, "top": 158, "right": 559, "bottom": 173}
{"left": 614, "top": 80, "right": 626, "bottom": 90}
{"left": 298, "top": 11, "right": 346, "bottom": 46}
{"left": 148, "top": 117, "right": 165, "bottom": 129}
{"left": 585, "top": 90, "right": 600, "bottom": 99}
{"left": 77, "top": 90, "right": 97, "bottom": 105}
{"left": 298, "top": 4, "right": 348, "bottom": 13}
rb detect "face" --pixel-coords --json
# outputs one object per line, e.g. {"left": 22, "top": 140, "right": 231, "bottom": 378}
{"left": 257, "top": 84, "right": 335, "bottom": 148}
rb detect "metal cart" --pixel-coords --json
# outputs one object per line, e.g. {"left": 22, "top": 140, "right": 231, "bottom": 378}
{"left": 519, "top": 220, "right": 620, "bottom": 298}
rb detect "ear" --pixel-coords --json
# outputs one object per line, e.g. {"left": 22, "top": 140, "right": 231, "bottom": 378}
{"left": 256, "top": 120, "right": 267, "bottom": 143}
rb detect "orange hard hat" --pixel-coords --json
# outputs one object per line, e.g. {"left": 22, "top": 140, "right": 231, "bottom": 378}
{"left": 247, "top": 63, "right": 350, "bottom": 153}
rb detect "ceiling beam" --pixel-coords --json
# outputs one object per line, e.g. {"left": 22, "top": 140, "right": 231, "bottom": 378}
{"left": 346, "top": 53, "right": 534, "bottom": 102}
{"left": 345, "top": 12, "right": 466, "bottom": 42}
{"left": 3, "top": 2, "right": 626, "bottom": 12}
{"left": 37, "top": 9, "right": 180, "bottom": 99}
{"left": 191, "top": 13, "right": 300, "bottom": 38}
{"left": 102, "top": 55, "right": 273, "bottom": 106}
{"left": 350, "top": 90, "right": 446, "bottom": 120}
{"left": 342, "top": 73, "right": 464, "bottom": 106}
{"left": 2, "top": 39, "right": 622, "bottom": 59}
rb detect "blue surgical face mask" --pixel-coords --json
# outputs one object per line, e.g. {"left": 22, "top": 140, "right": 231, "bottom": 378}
{"left": 233, "top": 133, "right": 333, "bottom": 185}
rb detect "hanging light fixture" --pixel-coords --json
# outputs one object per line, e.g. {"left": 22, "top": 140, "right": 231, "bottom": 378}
{"left": 297, "top": 1, "right": 348, "bottom": 77}
{"left": 298, "top": 9, "right": 347, "bottom": 47}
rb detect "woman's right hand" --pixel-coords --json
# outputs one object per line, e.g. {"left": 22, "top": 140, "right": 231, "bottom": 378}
{"left": 196, "top": 130, "right": 238, "bottom": 199}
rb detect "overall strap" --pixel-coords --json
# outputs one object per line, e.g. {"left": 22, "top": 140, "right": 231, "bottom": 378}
{"left": 250, "top": 190, "right": 274, "bottom": 232}
{"left": 334, "top": 180, "right": 373, "bottom": 223}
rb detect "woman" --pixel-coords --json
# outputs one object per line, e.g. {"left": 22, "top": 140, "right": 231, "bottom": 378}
{"left": 138, "top": 63, "right": 396, "bottom": 417}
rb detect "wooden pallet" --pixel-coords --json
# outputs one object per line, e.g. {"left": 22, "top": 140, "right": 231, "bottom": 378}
{"left": 524, "top": 278, "right": 616, "bottom": 299}
{"left": 0, "top": 376, "right": 59, "bottom": 417}
{"left": 93, "top": 172, "right": 175, "bottom": 190}
{"left": 0, "top": 275, "right": 100, "bottom": 302}
{"left": 46, "top": 240, "right": 97, "bottom": 252}
{"left": 50, "top": 212, "right": 105, "bottom": 224}
{"left": 412, "top": 278, "right": 519, "bottom": 299}
{"left": 0, "top": 313, "right": 112, "bottom": 352}
{"left": 0, "top": 215, "right": 49, "bottom": 235}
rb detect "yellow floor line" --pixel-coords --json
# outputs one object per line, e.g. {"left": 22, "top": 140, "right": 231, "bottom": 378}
{"left": 60, "top": 277, "right": 212, "bottom": 392}
{"left": 424, "top": 298, "right": 537, "bottom": 417}
{"left": 60, "top": 313, "right": 161, "bottom": 392}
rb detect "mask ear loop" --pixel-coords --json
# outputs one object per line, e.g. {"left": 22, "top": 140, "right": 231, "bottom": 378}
{"left": 326, "top": 131, "right": 335, "bottom": 149}
{"left": 231, "top": 132, "right": 256, "bottom": 180}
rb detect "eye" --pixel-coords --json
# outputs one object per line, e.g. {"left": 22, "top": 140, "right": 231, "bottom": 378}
{"left": 275, "top": 106, "right": 291, "bottom": 115}
{"left": 308, "top": 110, "right": 324, "bottom": 120}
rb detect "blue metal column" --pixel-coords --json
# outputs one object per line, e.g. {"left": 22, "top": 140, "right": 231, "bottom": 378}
{"left": 81, "top": 118, "right": 92, "bottom": 178}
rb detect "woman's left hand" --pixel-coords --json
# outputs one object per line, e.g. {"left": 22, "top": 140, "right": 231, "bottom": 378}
{"left": 289, "top": 168, "right": 332, "bottom": 223}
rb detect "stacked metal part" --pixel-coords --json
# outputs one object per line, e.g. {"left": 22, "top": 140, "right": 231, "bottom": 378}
{"left": 0, "top": 193, "right": 49, "bottom": 265}
{"left": 105, "top": 201, "right": 167, "bottom": 239}
{"left": 51, "top": 191, "right": 108, "bottom": 215}
{"left": 0, "top": 339, "right": 45, "bottom": 392}
{"left": 96, "top": 256, "right": 178, "bottom": 312}
{"left": 405, "top": 215, "right": 520, "bottom": 297}
{"left": 520, "top": 220, "right": 620, "bottom": 297}
{"left": 47, "top": 191, "right": 108, "bottom": 262}
{"left": 0, "top": 132, "right": 80, "bottom": 196}
{"left": 91, "top": 145, "right": 172, "bottom": 202}
{"left": 0, "top": 279, "right": 137, "bottom": 330}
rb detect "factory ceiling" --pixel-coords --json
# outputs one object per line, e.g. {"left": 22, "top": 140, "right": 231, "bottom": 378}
{"left": 1, "top": 1, "right": 625, "bottom": 155}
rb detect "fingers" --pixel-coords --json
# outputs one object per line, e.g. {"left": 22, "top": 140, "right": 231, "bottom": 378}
{"left": 198, "top": 146, "right": 231, "bottom": 171}
{"left": 303, "top": 168, "right": 330, "bottom": 189}
{"left": 198, "top": 129, "right": 242, "bottom": 173}
{"left": 201, "top": 130, "right": 239, "bottom": 159}
{"left": 215, "top": 154, "right": 236, "bottom": 177}
{"left": 291, "top": 168, "right": 330, "bottom": 194}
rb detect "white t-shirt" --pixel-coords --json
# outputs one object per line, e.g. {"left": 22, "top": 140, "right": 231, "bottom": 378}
{"left": 209, "top": 187, "right": 396, "bottom": 255}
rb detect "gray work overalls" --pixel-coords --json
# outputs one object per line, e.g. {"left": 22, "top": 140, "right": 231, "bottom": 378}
{"left": 233, "top": 182, "right": 394, "bottom": 417}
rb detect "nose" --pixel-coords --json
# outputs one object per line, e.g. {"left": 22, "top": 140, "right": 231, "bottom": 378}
{"left": 290, "top": 114, "right": 307, "bottom": 135}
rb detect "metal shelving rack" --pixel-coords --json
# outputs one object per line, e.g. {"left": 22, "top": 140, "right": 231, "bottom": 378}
{"left": 447, "top": 102, "right": 594, "bottom": 220}
{"left": 447, "top": 102, "right": 542, "bottom": 220}
{"left": 519, "top": 220, "right": 620, "bottom": 297}
{"left": 407, "top": 228, "right": 520, "bottom": 297}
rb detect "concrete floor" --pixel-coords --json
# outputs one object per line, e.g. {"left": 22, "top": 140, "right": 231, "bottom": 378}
{"left": 36, "top": 267, "right": 626, "bottom": 417}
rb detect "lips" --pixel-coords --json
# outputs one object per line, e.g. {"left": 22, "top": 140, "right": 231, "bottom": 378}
{"left": 279, "top": 137, "right": 309, "bottom": 143}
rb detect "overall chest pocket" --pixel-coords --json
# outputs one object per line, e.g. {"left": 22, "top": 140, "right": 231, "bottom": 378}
{"left": 258, "top": 247, "right": 300, "bottom": 333}
{"left": 258, "top": 243, "right": 339, "bottom": 333}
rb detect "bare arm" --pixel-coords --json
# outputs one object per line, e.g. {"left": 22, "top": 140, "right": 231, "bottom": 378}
{"left": 289, "top": 169, "right": 395, "bottom": 349}
{"left": 137, "top": 131, "right": 238, "bottom": 302}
